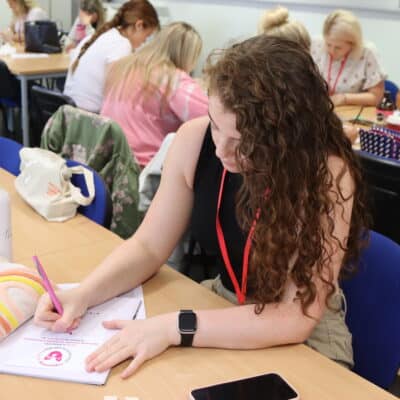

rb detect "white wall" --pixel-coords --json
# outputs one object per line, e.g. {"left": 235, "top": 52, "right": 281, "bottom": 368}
{"left": 161, "top": 0, "right": 400, "bottom": 84}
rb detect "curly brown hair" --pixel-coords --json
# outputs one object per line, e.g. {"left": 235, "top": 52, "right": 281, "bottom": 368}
{"left": 71, "top": 0, "right": 159, "bottom": 73}
{"left": 205, "top": 35, "right": 369, "bottom": 315}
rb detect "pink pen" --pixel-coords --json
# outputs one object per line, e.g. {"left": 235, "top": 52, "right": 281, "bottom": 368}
{"left": 33, "top": 255, "right": 64, "bottom": 315}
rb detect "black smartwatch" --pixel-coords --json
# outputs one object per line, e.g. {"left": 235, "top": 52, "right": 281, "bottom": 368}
{"left": 178, "top": 309, "right": 197, "bottom": 347}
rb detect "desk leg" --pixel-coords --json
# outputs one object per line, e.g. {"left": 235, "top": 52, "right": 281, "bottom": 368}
{"left": 20, "top": 76, "right": 30, "bottom": 147}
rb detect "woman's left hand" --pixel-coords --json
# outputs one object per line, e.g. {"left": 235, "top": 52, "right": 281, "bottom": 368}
{"left": 85, "top": 313, "right": 179, "bottom": 378}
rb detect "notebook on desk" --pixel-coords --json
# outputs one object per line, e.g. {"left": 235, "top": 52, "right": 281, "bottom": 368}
{"left": 0, "top": 284, "right": 145, "bottom": 385}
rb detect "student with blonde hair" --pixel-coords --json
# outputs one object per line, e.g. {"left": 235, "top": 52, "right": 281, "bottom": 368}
{"left": 258, "top": 6, "right": 310, "bottom": 49}
{"left": 64, "top": 0, "right": 106, "bottom": 52}
{"left": 101, "top": 22, "right": 208, "bottom": 167}
{"left": 64, "top": 0, "right": 160, "bottom": 113}
{"left": 1, "top": 0, "right": 47, "bottom": 43}
{"left": 311, "top": 9, "right": 385, "bottom": 106}
{"left": 0, "top": 0, "right": 47, "bottom": 105}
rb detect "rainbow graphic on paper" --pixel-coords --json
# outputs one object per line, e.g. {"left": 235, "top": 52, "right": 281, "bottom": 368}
{"left": 0, "top": 263, "right": 45, "bottom": 339}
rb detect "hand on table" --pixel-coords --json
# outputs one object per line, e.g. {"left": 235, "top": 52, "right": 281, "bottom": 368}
{"left": 86, "top": 313, "right": 179, "bottom": 379}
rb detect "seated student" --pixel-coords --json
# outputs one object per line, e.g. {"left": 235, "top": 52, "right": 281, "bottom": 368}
{"left": 35, "top": 36, "right": 368, "bottom": 376}
{"left": 101, "top": 22, "right": 208, "bottom": 167}
{"left": 0, "top": 0, "right": 47, "bottom": 43}
{"left": 63, "top": 0, "right": 160, "bottom": 113}
{"left": 258, "top": 6, "right": 310, "bottom": 50}
{"left": 0, "top": 0, "right": 48, "bottom": 105}
{"left": 311, "top": 9, "right": 385, "bottom": 107}
{"left": 64, "top": 0, "right": 105, "bottom": 52}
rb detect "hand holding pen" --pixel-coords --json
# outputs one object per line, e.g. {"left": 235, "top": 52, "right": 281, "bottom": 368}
{"left": 33, "top": 255, "right": 64, "bottom": 315}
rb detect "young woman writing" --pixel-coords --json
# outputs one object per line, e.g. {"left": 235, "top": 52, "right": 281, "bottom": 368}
{"left": 35, "top": 36, "right": 368, "bottom": 377}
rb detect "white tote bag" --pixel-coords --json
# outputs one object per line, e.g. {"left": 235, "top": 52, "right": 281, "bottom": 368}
{"left": 15, "top": 148, "right": 95, "bottom": 222}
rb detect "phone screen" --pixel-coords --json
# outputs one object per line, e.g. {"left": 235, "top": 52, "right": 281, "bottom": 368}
{"left": 191, "top": 373, "right": 298, "bottom": 400}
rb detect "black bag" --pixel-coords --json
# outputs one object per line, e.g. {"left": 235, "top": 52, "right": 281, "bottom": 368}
{"left": 24, "top": 20, "right": 61, "bottom": 54}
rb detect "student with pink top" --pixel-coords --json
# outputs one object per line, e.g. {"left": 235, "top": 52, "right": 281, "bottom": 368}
{"left": 101, "top": 22, "right": 208, "bottom": 167}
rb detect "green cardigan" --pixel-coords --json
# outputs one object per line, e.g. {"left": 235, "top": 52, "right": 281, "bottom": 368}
{"left": 41, "top": 105, "right": 141, "bottom": 239}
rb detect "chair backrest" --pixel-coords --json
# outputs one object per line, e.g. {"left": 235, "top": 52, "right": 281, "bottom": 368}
{"left": 0, "top": 137, "right": 23, "bottom": 175}
{"left": 66, "top": 159, "right": 112, "bottom": 228}
{"left": 41, "top": 105, "right": 141, "bottom": 239}
{"left": 355, "top": 150, "right": 400, "bottom": 244}
{"left": 384, "top": 80, "right": 399, "bottom": 103}
{"left": 30, "top": 85, "right": 76, "bottom": 140}
{"left": 341, "top": 231, "right": 400, "bottom": 388}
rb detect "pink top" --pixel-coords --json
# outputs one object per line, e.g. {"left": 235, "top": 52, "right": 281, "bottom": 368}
{"left": 101, "top": 70, "right": 208, "bottom": 166}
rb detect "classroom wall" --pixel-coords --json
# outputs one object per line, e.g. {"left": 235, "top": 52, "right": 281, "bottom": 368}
{"left": 0, "top": 0, "right": 399, "bottom": 85}
{"left": 160, "top": 0, "right": 400, "bottom": 85}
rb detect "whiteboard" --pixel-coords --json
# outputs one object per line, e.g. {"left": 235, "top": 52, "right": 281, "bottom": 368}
{"left": 252, "top": 0, "right": 400, "bottom": 13}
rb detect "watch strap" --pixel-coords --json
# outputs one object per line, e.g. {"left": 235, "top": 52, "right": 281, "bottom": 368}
{"left": 179, "top": 309, "right": 196, "bottom": 347}
{"left": 180, "top": 331, "right": 195, "bottom": 347}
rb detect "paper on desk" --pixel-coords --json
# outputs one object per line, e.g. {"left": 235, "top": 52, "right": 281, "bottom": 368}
{"left": 11, "top": 53, "right": 49, "bottom": 59}
{"left": 0, "top": 43, "right": 16, "bottom": 56}
{"left": 0, "top": 284, "right": 145, "bottom": 385}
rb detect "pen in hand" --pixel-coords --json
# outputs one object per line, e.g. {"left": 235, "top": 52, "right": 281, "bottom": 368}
{"left": 132, "top": 300, "right": 142, "bottom": 320}
{"left": 33, "top": 255, "right": 64, "bottom": 315}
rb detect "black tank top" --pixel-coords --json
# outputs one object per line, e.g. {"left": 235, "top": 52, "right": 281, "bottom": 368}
{"left": 191, "top": 124, "right": 247, "bottom": 293}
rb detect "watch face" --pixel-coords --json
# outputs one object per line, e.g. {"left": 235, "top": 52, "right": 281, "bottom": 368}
{"left": 179, "top": 311, "right": 197, "bottom": 333}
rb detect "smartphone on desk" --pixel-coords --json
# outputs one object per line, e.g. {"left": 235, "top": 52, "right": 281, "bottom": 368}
{"left": 190, "top": 372, "right": 299, "bottom": 400}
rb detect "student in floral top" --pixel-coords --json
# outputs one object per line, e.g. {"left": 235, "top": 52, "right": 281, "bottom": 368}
{"left": 311, "top": 9, "right": 386, "bottom": 107}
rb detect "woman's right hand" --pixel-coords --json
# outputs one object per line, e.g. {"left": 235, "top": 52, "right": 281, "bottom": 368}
{"left": 34, "top": 286, "right": 89, "bottom": 332}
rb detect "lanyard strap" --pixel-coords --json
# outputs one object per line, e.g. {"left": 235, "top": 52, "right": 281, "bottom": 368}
{"left": 327, "top": 53, "right": 348, "bottom": 95}
{"left": 215, "top": 169, "right": 264, "bottom": 305}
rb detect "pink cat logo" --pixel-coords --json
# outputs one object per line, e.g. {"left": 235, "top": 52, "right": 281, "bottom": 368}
{"left": 44, "top": 351, "right": 62, "bottom": 362}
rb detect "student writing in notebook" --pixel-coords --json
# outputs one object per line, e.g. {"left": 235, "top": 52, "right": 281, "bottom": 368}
{"left": 101, "top": 22, "right": 208, "bottom": 168}
{"left": 311, "top": 9, "right": 385, "bottom": 107}
{"left": 35, "top": 36, "right": 368, "bottom": 378}
{"left": 0, "top": 0, "right": 47, "bottom": 43}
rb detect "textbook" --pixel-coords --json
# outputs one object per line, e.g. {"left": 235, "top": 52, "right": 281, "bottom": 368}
{"left": 0, "top": 284, "right": 145, "bottom": 385}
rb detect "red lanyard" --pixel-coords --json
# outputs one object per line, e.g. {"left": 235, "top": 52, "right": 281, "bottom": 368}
{"left": 215, "top": 168, "right": 267, "bottom": 305}
{"left": 327, "top": 53, "right": 348, "bottom": 95}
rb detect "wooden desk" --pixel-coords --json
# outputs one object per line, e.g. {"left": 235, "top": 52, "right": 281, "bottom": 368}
{"left": 0, "top": 168, "right": 396, "bottom": 400}
{"left": 335, "top": 106, "right": 378, "bottom": 150}
{"left": 1, "top": 51, "right": 70, "bottom": 147}
{"left": 335, "top": 105, "right": 377, "bottom": 125}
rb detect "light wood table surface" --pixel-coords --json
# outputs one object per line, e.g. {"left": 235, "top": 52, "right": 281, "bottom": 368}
{"left": 0, "top": 168, "right": 396, "bottom": 400}
{"left": 0, "top": 49, "right": 70, "bottom": 146}
{"left": 335, "top": 105, "right": 377, "bottom": 122}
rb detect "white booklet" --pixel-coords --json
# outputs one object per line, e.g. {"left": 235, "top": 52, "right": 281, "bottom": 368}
{"left": 0, "top": 284, "right": 145, "bottom": 385}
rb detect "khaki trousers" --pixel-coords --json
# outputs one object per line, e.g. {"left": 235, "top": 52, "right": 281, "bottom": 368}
{"left": 201, "top": 275, "right": 354, "bottom": 369}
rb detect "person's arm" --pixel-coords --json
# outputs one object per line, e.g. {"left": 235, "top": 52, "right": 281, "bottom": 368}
{"left": 186, "top": 156, "right": 354, "bottom": 350}
{"left": 34, "top": 116, "right": 209, "bottom": 332}
{"left": 85, "top": 155, "right": 354, "bottom": 378}
{"left": 331, "top": 80, "right": 384, "bottom": 107}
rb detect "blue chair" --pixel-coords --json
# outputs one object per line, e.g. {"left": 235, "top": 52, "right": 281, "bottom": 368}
{"left": 384, "top": 80, "right": 399, "bottom": 104}
{"left": 66, "top": 160, "right": 112, "bottom": 228}
{"left": 341, "top": 231, "right": 400, "bottom": 389}
{"left": 0, "top": 136, "right": 23, "bottom": 175}
{"left": 355, "top": 150, "right": 400, "bottom": 244}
